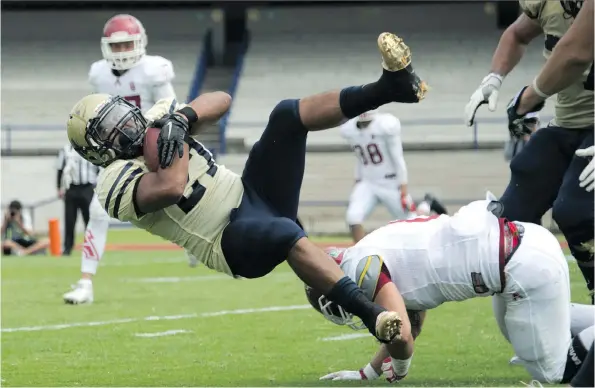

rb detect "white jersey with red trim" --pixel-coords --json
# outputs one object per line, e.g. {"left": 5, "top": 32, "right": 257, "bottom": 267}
{"left": 88, "top": 55, "right": 176, "bottom": 113}
{"left": 339, "top": 200, "right": 504, "bottom": 311}
{"left": 340, "top": 114, "right": 407, "bottom": 185}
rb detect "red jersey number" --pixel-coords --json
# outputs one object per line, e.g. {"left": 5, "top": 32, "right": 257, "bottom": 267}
{"left": 124, "top": 95, "right": 141, "bottom": 108}
{"left": 354, "top": 143, "right": 384, "bottom": 165}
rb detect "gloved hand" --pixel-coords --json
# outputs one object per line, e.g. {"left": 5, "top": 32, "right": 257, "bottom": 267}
{"left": 401, "top": 193, "right": 416, "bottom": 213}
{"left": 506, "top": 86, "right": 545, "bottom": 138}
{"left": 319, "top": 363, "right": 380, "bottom": 381}
{"left": 465, "top": 73, "right": 503, "bottom": 126}
{"left": 576, "top": 146, "right": 595, "bottom": 192}
{"left": 153, "top": 113, "right": 189, "bottom": 169}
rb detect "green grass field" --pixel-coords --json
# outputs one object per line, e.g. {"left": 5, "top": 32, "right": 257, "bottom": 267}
{"left": 1, "top": 229, "right": 589, "bottom": 387}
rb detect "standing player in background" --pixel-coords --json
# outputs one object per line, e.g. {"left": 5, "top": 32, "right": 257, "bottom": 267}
{"left": 341, "top": 111, "right": 447, "bottom": 242}
{"left": 464, "top": 0, "right": 594, "bottom": 302}
{"left": 63, "top": 14, "right": 193, "bottom": 304}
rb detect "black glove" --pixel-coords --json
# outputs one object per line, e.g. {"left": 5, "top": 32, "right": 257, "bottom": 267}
{"left": 507, "top": 86, "right": 544, "bottom": 138}
{"left": 153, "top": 114, "right": 189, "bottom": 169}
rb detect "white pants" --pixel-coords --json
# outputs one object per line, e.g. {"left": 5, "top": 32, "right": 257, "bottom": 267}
{"left": 346, "top": 181, "right": 407, "bottom": 225}
{"left": 492, "top": 222, "right": 571, "bottom": 384}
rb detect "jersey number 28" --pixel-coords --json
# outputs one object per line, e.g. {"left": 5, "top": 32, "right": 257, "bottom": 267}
{"left": 354, "top": 143, "right": 384, "bottom": 165}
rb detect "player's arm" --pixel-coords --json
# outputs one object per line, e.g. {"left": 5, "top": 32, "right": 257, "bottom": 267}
{"left": 521, "top": 0, "right": 593, "bottom": 107}
{"left": 490, "top": 13, "right": 543, "bottom": 77}
{"left": 184, "top": 91, "right": 232, "bottom": 136}
{"left": 383, "top": 117, "right": 409, "bottom": 198}
{"left": 99, "top": 150, "right": 189, "bottom": 219}
{"left": 134, "top": 144, "right": 190, "bottom": 213}
{"left": 357, "top": 255, "right": 414, "bottom": 376}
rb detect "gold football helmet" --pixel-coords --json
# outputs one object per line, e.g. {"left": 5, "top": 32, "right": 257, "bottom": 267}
{"left": 66, "top": 94, "right": 148, "bottom": 167}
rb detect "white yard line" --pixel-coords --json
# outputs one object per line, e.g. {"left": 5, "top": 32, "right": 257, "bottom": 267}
{"left": 134, "top": 329, "right": 193, "bottom": 338}
{"left": 124, "top": 272, "right": 295, "bottom": 283}
{"left": 319, "top": 333, "right": 370, "bottom": 342}
{"left": 2, "top": 304, "right": 311, "bottom": 333}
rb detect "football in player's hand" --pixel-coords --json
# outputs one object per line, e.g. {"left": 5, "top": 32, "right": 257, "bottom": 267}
{"left": 143, "top": 127, "right": 160, "bottom": 172}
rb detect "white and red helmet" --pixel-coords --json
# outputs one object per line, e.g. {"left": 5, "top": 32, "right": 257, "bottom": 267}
{"left": 101, "top": 14, "right": 147, "bottom": 71}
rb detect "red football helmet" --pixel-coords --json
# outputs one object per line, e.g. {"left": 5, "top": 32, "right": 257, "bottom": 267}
{"left": 101, "top": 14, "right": 147, "bottom": 71}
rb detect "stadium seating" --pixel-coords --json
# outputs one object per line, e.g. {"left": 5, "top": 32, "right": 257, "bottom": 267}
{"left": 1, "top": 10, "right": 210, "bottom": 151}
{"left": 227, "top": 3, "right": 555, "bottom": 146}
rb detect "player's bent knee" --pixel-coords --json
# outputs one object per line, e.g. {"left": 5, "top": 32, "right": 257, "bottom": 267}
{"left": 222, "top": 216, "right": 306, "bottom": 279}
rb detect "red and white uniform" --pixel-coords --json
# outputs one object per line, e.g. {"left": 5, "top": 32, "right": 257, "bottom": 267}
{"left": 63, "top": 14, "right": 179, "bottom": 304}
{"left": 341, "top": 112, "right": 411, "bottom": 225}
{"left": 339, "top": 199, "right": 572, "bottom": 383}
{"left": 88, "top": 55, "right": 175, "bottom": 112}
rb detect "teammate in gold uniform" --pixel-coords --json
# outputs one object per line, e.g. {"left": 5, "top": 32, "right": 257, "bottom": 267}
{"left": 66, "top": 33, "right": 428, "bottom": 346}
{"left": 465, "top": 0, "right": 594, "bottom": 302}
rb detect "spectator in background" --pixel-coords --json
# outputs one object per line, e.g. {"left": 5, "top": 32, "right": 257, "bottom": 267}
{"left": 1, "top": 200, "right": 49, "bottom": 256}
{"left": 57, "top": 144, "right": 100, "bottom": 256}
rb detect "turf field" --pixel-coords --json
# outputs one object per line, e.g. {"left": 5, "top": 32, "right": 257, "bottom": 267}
{"left": 1, "top": 229, "right": 589, "bottom": 387}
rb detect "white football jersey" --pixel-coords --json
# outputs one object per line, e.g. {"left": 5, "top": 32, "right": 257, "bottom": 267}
{"left": 89, "top": 55, "right": 176, "bottom": 113}
{"left": 339, "top": 200, "right": 503, "bottom": 311}
{"left": 340, "top": 114, "right": 407, "bottom": 185}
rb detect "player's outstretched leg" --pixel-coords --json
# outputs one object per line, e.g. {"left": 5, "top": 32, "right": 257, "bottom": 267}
{"left": 287, "top": 33, "right": 426, "bottom": 342}
{"left": 63, "top": 196, "right": 109, "bottom": 305}
{"left": 228, "top": 33, "right": 426, "bottom": 342}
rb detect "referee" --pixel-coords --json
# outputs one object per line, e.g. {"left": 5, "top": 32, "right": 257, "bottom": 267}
{"left": 56, "top": 144, "right": 100, "bottom": 256}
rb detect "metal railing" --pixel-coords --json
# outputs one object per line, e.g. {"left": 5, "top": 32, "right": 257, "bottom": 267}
{"left": 2, "top": 195, "right": 559, "bottom": 235}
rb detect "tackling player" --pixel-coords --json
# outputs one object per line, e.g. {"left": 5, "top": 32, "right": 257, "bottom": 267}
{"left": 341, "top": 111, "right": 447, "bottom": 242}
{"left": 306, "top": 195, "right": 594, "bottom": 384}
{"left": 465, "top": 0, "right": 594, "bottom": 302}
{"left": 66, "top": 33, "right": 428, "bottom": 344}
{"left": 62, "top": 14, "right": 183, "bottom": 304}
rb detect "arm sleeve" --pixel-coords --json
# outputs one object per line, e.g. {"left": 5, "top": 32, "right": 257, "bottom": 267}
{"left": 518, "top": 0, "right": 542, "bottom": 19}
{"left": 56, "top": 148, "right": 65, "bottom": 189}
{"left": 96, "top": 161, "right": 147, "bottom": 222}
{"left": 374, "top": 264, "right": 392, "bottom": 299}
{"left": 384, "top": 117, "right": 408, "bottom": 185}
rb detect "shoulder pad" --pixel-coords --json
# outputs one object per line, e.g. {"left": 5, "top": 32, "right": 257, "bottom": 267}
{"left": 354, "top": 255, "right": 385, "bottom": 301}
{"left": 144, "top": 56, "right": 175, "bottom": 85}
{"left": 519, "top": 0, "right": 544, "bottom": 19}
{"left": 379, "top": 114, "right": 401, "bottom": 136}
{"left": 88, "top": 60, "right": 108, "bottom": 85}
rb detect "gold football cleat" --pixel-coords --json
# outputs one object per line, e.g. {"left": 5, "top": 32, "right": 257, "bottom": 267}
{"left": 375, "top": 310, "right": 403, "bottom": 343}
{"left": 377, "top": 32, "right": 411, "bottom": 71}
{"left": 377, "top": 32, "right": 429, "bottom": 102}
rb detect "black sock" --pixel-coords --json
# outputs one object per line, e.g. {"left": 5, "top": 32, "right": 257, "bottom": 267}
{"left": 326, "top": 276, "right": 385, "bottom": 336}
{"left": 570, "top": 342, "right": 594, "bottom": 387}
{"left": 339, "top": 82, "right": 392, "bottom": 119}
{"left": 562, "top": 334, "right": 591, "bottom": 383}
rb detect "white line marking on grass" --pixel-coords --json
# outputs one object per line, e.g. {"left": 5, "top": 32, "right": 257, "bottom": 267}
{"left": 135, "top": 329, "right": 193, "bottom": 338}
{"left": 2, "top": 304, "right": 311, "bottom": 333}
{"left": 319, "top": 333, "right": 370, "bottom": 342}
{"left": 124, "top": 272, "right": 295, "bottom": 283}
{"left": 125, "top": 275, "right": 230, "bottom": 283}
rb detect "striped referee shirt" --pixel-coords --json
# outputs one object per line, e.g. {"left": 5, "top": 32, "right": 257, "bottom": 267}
{"left": 56, "top": 144, "right": 101, "bottom": 189}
